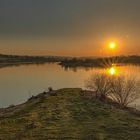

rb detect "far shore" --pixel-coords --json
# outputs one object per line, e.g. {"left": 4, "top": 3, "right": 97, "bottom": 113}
{"left": 0, "top": 54, "right": 140, "bottom": 68}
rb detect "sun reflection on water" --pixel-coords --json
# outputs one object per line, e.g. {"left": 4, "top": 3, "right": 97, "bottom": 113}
{"left": 107, "top": 66, "right": 118, "bottom": 76}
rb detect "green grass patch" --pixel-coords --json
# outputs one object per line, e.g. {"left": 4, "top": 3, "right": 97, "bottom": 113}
{"left": 0, "top": 88, "right": 139, "bottom": 140}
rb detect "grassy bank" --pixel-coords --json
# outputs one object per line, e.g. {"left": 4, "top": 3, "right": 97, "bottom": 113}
{"left": 0, "top": 88, "right": 140, "bottom": 140}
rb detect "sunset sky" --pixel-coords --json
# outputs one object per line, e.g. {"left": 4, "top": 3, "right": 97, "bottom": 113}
{"left": 0, "top": 0, "right": 140, "bottom": 56}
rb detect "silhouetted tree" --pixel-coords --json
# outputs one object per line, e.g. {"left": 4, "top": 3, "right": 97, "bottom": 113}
{"left": 85, "top": 73, "right": 140, "bottom": 108}
{"left": 85, "top": 74, "right": 112, "bottom": 100}
{"left": 110, "top": 76, "right": 140, "bottom": 108}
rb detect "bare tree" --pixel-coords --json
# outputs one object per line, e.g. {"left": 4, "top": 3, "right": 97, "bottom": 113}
{"left": 110, "top": 76, "right": 140, "bottom": 108}
{"left": 85, "top": 74, "right": 112, "bottom": 100}
{"left": 85, "top": 73, "right": 140, "bottom": 108}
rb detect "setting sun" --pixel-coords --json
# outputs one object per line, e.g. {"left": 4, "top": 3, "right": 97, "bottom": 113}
{"left": 109, "top": 42, "right": 116, "bottom": 49}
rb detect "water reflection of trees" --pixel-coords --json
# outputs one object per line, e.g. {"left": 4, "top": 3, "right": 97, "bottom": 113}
{"left": 61, "top": 65, "right": 95, "bottom": 72}
{"left": 60, "top": 56, "right": 140, "bottom": 69}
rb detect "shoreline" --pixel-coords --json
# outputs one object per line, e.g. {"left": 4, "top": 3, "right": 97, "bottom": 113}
{"left": 0, "top": 88, "right": 140, "bottom": 139}
{"left": 0, "top": 88, "right": 140, "bottom": 116}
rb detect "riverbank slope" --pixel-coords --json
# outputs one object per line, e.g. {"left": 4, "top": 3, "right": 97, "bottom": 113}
{"left": 0, "top": 88, "right": 140, "bottom": 140}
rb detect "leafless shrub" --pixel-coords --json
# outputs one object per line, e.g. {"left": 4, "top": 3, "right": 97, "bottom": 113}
{"left": 85, "top": 74, "right": 140, "bottom": 108}
{"left": 85, "top": 74, "right": 112, "bottom": 100}
{"left": 110, "top": 76, "right": 140, "bottom": 108}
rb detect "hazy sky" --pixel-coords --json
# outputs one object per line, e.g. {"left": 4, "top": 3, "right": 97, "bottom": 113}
{"left": 0, "top": 0, "right": 140, "bottom": 56}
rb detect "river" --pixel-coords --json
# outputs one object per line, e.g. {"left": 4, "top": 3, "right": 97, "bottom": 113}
{"left": 0, "top": 63, "right": 140, "bottom": 108}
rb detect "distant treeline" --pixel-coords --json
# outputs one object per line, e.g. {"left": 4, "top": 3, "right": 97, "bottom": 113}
{"left": 0, "top": 54, "right": 140, "bottom": 68}
{"left": 0, "top": 54, "right": 69, "bottom": 64}
{"left": 59, "top": 55, "right": 140, "bottom": 68}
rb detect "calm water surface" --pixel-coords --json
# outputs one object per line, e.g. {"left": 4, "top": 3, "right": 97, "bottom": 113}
{"left": 0, "top": 63, "right": 140, "bottom": 108}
